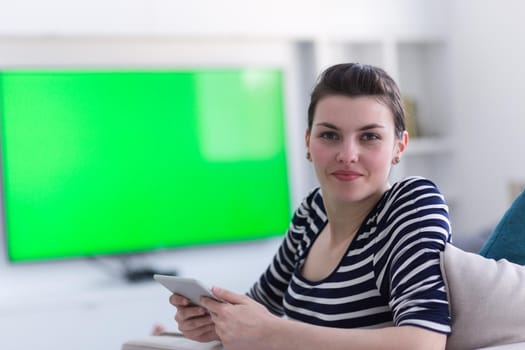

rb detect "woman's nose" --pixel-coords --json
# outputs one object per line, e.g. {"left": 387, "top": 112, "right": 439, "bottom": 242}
{"left": 335, "top": 141, "right": 358, "bottom": 163}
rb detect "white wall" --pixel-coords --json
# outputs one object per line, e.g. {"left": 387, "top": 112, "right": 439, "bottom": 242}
{"left": 0, "top": 0, "right": 446, "bottom": 38}
{"left": 446, "top": 0, "right": 525, "bottom": 235}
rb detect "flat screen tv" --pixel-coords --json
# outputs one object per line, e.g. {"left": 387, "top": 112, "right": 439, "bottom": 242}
{"left": 0, "top": 68, "right": 291, "bottom": 264}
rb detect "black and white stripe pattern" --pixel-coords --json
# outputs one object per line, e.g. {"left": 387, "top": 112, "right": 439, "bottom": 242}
{"left": 249, "top": 176, "right": 452, "bottom": 333}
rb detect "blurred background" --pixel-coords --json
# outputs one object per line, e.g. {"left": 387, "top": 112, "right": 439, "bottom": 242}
{"left": 1, "top": 1, "right": 525, "bottom": 349}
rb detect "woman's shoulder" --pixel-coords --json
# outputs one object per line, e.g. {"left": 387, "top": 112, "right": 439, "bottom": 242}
{"left": 299, "top": 186, "right": 324, "bottom": 210}
{"left": 388, "top": 176, "right": 443, "bottom": 199}
{"left": 291, "top": 186, "right": 327, "bottom": 223}
{"left": 378, "top": 176, "right": 451, "bottom": 243}
{"left": 286, "top": 187, "right": 327, "bottom": 246}
{"left": 380, "top": 176, "right": 447, "bottom": 214}
{"left": 393, "top": 175, "right": 440, "bottom": 189}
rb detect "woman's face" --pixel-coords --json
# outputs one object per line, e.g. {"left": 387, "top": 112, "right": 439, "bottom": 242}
{"left": 306, "top": 95, "right": 407, "bottom": 205}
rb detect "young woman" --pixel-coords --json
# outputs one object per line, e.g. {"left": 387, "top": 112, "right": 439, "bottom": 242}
{"left": 169, "top": 63, "right": 452, "bottom": 350}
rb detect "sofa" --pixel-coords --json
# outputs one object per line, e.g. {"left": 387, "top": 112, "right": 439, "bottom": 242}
{"left": 123, "top": 190, "right": 525, "bottom": 350}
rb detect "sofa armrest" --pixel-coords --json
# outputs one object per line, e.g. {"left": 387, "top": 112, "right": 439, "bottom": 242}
{"left": 477, "top": 343, "right": 525, "bottom": 350}
{"left": 122, "top": 335, "right": 525, "bottom": 350}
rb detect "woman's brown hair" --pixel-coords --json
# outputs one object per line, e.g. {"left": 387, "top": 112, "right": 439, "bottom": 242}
{"left": 307, "top": 63, "right": 406, "bottom": 138}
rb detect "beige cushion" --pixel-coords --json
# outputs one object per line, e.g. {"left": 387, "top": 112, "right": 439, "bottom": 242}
{"left": 441, "top": 243, "right": 525, "bottom": 350}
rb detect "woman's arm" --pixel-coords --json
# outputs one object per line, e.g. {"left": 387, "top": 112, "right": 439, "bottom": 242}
{"left": 382, "top": 177, "right": 452, "bottom": 331}
{"left": 271, "top": 319, "right": 446, "bottom": 350}
{"left": 270, "top": 318, "right": 446, "bottom": 350}
{"left": 203, "top": 287, "right": 446, "bottom": 350}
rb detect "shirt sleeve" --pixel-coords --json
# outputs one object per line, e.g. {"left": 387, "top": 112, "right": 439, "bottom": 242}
{"left": 247, "top": 188, "right": 320, "bottom": 316}
{"left": 379, "top": 177, "right": 452, "bottom": 333}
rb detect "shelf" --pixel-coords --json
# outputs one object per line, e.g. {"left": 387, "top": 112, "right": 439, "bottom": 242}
{"left": 404, "top": 137, "right": 452, "bottom": 156}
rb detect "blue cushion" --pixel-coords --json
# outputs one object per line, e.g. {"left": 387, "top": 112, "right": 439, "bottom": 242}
{"left": 480, "top": 189, "right": 525, "bottom": 265}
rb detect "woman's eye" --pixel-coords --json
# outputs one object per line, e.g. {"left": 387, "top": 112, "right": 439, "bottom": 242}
{"left": 319, "top": 131, "right": 339, "bottom": 141}
{"left": 361, "top": 133, "right": 380, "bottom": 141}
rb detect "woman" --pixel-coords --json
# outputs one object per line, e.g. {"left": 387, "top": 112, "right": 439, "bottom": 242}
{"left": 170, "top": 63, "right": 452, "bottom": 350}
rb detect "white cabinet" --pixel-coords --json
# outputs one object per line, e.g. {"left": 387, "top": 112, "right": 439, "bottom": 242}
{"left": 0, "top": 238, "right": 282, "bottom": 350}
{"left": 0, "top": 283, "right": 174, "bottom": 350}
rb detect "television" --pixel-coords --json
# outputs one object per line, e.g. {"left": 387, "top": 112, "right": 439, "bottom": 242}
{"left": 0, "top": 68, "right": 291, "bottom": 267}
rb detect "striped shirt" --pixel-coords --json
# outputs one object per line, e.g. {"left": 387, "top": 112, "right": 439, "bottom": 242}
{"left": 249, "top": 176, "right": 452, "bottom": 334}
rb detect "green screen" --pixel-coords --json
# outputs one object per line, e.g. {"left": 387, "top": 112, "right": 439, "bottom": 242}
{"left": 0, "top": 69, "right": 291, "bottom": 262}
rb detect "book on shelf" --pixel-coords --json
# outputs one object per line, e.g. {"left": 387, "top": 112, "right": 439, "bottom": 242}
{"left": 403, "top": 96, "right": 420, "bottom": 138}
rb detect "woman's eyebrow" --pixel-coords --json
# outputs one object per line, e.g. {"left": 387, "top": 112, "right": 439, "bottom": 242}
{"left": 315, "top": 122, "right": 385, "bottom": 131}
{"left": 359, "top": 123, "right": 385, "bottom": 131}
{"left": 315, "top": 122, "right": 339, "bottom": 130}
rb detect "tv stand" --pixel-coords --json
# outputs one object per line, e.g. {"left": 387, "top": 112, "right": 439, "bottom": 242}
{"left": 124, "top": 267, "right": 178, "bottom": 283}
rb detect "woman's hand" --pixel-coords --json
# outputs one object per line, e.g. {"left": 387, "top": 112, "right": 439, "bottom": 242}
{"left": 169, "top": 294, "right": 220, "bottom": 342}
{"left": 201, "top": 286, "right": 278, "bottom": 350}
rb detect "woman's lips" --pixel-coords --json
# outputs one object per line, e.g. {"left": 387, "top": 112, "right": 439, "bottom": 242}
{"left": 332, "top": 170, "right": 362, "bottom": 181}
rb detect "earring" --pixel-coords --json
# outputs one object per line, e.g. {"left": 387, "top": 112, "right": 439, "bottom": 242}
{"left": 393, "top": 156, "right": 401, "bottom": 165}
{"left": 306, "top": 152, "right": 311, "bottom": 161}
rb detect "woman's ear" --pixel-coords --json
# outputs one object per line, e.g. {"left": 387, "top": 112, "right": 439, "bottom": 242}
{"left": 394, "top": 131, "right": 409, "bottom": 158}
{"left": 305, "top": 129, "right": 312, "bottom": 161}
{"left": 305, "top": 129, "right": 311, "bottom": 150}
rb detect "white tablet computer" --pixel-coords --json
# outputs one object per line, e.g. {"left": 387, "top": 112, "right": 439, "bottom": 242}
{"left": 154, "top": 274, "right": 220, "bottom": 306}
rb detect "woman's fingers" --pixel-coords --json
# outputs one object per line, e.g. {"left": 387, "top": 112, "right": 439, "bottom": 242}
{"left": 169, "top": 293, "right": 220, "bottom": 343}
{"left": 151, "top": 324, "right": 166, "bottom": 335}
{"left": 170, "top": 293, "right": 190, "bottom": 306}
{"left": 176, "top": 314, "right": 218, "bottom": 342}
{"left": 174, "top": 304, "right": 207, "bottom": 322}
{"left": 183, "top": 325, "right": 220, "bottom": 342}
{"left": 175, "top": 306, "right": 211, "bottom": 327}
{"left": 210, "top": 286, "right": 247, "bottom": 304}
{"left": 177, "top": 315, "right": 214, "bottom": 332}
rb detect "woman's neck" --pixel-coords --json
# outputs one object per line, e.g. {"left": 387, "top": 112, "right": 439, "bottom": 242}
{"left": 323, "top": 191, "right": 385, "bottom": 244}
